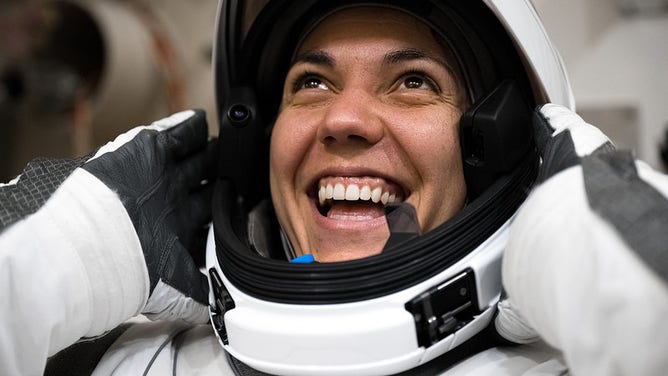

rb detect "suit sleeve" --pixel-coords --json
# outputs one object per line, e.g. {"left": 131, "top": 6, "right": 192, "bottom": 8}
{"left": 0, "top": 162, "right": 149, "bottom": 375}
{"left": 502, "top": 155, "right": 668, "bottom": 376}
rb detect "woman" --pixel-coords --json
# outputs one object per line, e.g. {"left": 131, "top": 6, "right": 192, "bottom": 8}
{"left": 270, "top": 7, "right": 469, "bottom": 262}
{"left": 207, "top": 0, "right": 557, "bottom": 374}
{"left": 2, "top": 0, "right": 666, "bottom": 375}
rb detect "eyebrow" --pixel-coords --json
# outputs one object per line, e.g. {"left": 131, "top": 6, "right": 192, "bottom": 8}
{"left": 383, "top": 48, "right": 448, "bottom": 68}
{"left": 291, "top": 48, "right": 451, "bottom": 71}
{"left": 291, "top": 50, "right": 335, "bottom": 67}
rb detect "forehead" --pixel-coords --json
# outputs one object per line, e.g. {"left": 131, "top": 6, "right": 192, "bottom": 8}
{"left": 296, "top": 7, "right": 442, "bottom": 56}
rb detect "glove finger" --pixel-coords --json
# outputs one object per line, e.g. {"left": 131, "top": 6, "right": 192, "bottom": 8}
{"left": 165, "top": 109, "right": 210, "bottom": 161}
{"left": 161, "top": 240, "right": 210, "bottom": 305}
{"left": 172, "top": 184, "right": 213, "bottom": 266}
{"left": 174, "top": 138, "right": 218, "bottom": 192}
{"left": 532, "top": 106, "right": 555, "bottom": 157}
{"left": 142, "top": 231, "right": 210, "bottom": 323}
{"left": 494, "top": 299, "right": 540, "bottom": 344}
{"left": 144, "top": 279, "right": 210, "bottom": 323}
{"left": 533, "top": 108, "right": 581, "bottom": 182}
{"left": 185, "top": 182, "right": 214, "bottom": 229}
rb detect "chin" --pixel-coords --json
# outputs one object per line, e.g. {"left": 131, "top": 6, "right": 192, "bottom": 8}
{"left": 311, "top": 238, "right": 387, "bottom": 262}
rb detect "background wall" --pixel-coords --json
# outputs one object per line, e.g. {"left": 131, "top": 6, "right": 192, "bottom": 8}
{"left": 532, "top": 0, "right": 668, "bottom": 170}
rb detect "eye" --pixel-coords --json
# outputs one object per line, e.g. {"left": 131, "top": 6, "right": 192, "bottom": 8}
{"left": 293, "top": 74, "right": 330, "bottom": 92}
{"left": 398, "top": 73, "right": 438, "bottom": 92}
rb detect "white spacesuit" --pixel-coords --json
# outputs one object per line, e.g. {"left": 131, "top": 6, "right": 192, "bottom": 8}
{"left": 0, "top": 0, "right": 666, "bottom": 375}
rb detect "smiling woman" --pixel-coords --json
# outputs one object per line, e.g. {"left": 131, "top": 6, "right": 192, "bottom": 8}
{"left": 3, "top": 0, "right": 665, "bottom": 375}
{"left": 206, "top": 0, "right": 573, "bottom": 374}
{"left": 270, "top": 7, "right": 467, "bottom": 262}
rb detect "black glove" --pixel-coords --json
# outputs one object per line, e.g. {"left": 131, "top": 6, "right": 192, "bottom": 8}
{"left": 532, "top": 103, "right": 614, "bottom": 182}
{"left": 83, "top": 109, "right": 216, "bottom": 323}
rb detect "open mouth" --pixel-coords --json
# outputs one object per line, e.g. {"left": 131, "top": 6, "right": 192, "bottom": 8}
{"left": 314, "top": 177, "right": 405, "bottom": 219}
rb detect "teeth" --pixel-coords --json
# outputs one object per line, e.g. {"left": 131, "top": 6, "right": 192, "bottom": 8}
{"left": 318, "top": 187, "right": 325, "bottom": 204}
{"left": 333, "top": 183, "right": 345, "bottom": 200}
{"left": 371, "top": 187, "right": 382, "bottom": 203}
{"left": 317, "top": 183, "right": 402, "bottom": 207}
{"left": 345, "top": 185, "right": 360, "bottom": 200}
{"left": 381, "top": 191, "right": 389, "bottom": 205}
{"left": 360, "top": 185, "right": 371, "bottom": 200}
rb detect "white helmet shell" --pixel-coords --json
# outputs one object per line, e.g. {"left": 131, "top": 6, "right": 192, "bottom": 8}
{"left": 484, "top": 0, "right": 575, "bottom": 109}
{"left": 207, "top": 0, "right": 573, "bottom": 374}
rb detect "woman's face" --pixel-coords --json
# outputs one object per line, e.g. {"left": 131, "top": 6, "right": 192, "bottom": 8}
{"left": 270, "top": 7, "right": 467, "bottom": 262}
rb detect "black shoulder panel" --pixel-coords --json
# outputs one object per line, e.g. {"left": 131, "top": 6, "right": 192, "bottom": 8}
{"left": 0, "top": 156, "right": 87, "bottom": 232}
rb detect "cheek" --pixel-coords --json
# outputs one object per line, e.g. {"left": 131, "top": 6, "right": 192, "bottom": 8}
{"left": 270, "top": 115, "right": 301, "bottom": 231}
{"left": 399, "top": 110, "right": 463, "bottom": 178}
{"left": 423, "top": 139, "right": 463, "bottom": 192}
{"left": 270, "top": 115, "right": 291, "bottom": 169}
{"left": 269, "top": 111, "right": 315, "bottom": 192}
{"left": 409, "top": 111, "right": 466, "bottom": 230}
{"left": 434, "top": 114, "right": 464, "bottom": 183}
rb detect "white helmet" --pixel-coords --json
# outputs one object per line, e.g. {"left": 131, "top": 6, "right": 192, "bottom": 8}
{"left": 206, "top": 1, "right": 573, "bottom": 375}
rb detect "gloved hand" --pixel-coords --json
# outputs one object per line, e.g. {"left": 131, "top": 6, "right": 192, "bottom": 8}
{"left": 532, "top": 103, "right": 614, "bottom": 182}
{"left": 83, "top": 109, "right": 216, "bottom": 323}
{"left": 494, "top": 103, "right": 613, "bottom": 343}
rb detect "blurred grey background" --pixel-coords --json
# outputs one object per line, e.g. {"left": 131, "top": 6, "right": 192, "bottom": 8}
{"left": 1, "top": 0, "right": 667, "bottom": 182}
{"left": 0, "top": 0, "right": 218, "bottom": 181}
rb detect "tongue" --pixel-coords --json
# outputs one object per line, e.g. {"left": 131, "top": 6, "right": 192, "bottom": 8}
{"left": 327, "top": 201, "right": 386, "bottom": 221}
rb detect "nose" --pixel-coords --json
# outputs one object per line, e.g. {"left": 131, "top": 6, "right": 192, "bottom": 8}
{"left": 317, "top": 88, "right": 384, "bottom": 147}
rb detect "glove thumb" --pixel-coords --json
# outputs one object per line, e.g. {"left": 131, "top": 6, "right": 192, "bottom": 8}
{"left": 494, "top": 298, "right": 540, "bottom": 344}
{"left": 142, "top": 239, "right": 210, "bottom": 324}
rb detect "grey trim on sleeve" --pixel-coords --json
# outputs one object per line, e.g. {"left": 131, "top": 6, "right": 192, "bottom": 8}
{"left": 583, "top": 150, "right": 668, "bottom": 285}
{"left": 0, "top": 156, "right": 88, "bottom": 231}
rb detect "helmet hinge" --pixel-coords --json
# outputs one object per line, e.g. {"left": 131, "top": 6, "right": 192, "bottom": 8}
{"left": 405, "top": 268, "right": 480, "bottom": 348}
{"left": 209, "top": 267, "right": 236, "bottom": 345}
